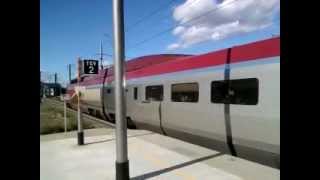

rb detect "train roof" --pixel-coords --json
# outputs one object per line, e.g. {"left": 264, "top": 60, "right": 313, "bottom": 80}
{"left": 69, "top": 36, "right": 280, "bottom": 87}
{"left": 76, "top": 54, "right": 192, "bottom": 83}
{"left": 125, "top": 54, "right": 193, "bottom": 72}
{"left": 100, "top": 54, "right": 192, "bottom": 74}
{"left": 125, "top": 36, "right": 280, "bottom": 80}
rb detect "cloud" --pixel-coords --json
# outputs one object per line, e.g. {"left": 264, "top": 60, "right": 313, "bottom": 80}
{"left": 167, "top": 0, "right": 280, "bottom": 49}
{"left": 173, "top": 26, "right": 186, "bottom": 35}
{"left": 167, "top": 43, "right": 181, "bottom": 50}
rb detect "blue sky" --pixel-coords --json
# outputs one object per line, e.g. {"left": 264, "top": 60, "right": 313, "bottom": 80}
{"left": 41, "top": 0, "right": 279, "bottom": 83}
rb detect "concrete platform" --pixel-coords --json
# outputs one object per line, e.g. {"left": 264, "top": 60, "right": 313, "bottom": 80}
{"left": 40, "top": 128, "right": 280, "bottom": 180}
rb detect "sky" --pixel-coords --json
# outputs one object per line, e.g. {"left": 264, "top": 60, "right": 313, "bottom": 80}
{"left": 40, "top": 0, "right": 280, "bottom": 84}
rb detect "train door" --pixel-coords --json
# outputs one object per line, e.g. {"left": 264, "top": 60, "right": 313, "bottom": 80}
{"left": 228, "top": 58, "right": 280, "bottom": 167}
{"left": 103, "top": 86, "right": 115, "bottom": 114}
{"left": 133, "top": 85, "right": 163, "bottom": 133}
{"left": 161, "top": 82, "right": 202, "bottom": 134}
{"left": 162, "top": 75, "right": 228, "bottom": 153}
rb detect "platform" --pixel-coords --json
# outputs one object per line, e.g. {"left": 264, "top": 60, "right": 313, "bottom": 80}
{"left": 40, "top": 128, "right": 280, "bottom": 180}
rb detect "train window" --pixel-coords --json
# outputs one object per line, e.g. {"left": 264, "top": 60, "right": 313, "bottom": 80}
{"left": 211, "top": 81, "right": 229, "bottom": 103}
{"left": 107, "top": 88, "right": 111, "bottom": 94}
{"left": 146, "top": 85, "right": 163, "bottom": 101}
{"left": 171, "top": 83, "right": 198, "bottom": 102}
{"left": 134, "top": 87, "right": 138, "bottom": 100}
{"left": 211, "top": 78, "right": 259, "bottom": 105}
{"left": 229, "top": 78, "right": 259, "bottom": 105}
{"left": 70, "top": 78, "right": 78, "bottom": 84}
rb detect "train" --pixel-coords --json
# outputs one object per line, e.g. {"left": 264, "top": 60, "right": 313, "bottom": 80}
{"left": 66, "top": 36, "right": 280, "bottom": 169}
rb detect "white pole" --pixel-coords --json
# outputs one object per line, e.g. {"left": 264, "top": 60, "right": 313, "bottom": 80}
{"left": 113, "top": 0, "right": 129, "bottom": 179}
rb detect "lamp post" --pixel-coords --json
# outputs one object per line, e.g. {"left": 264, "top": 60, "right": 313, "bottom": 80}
{"left": 112, "top": 0, "right": 129, "bottom": 179}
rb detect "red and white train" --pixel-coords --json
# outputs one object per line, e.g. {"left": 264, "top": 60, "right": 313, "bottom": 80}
{"left": 67, "top": 37, "right": 280, "bottom": 168}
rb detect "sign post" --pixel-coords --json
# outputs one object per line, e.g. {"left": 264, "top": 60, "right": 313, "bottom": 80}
{"left": 113, "top": 0, "right": 130, "bottom": 179}
{"left": 77, "top": 90, "right": 84, "bottom": 145}
{"left": 63, "top": 94, "right": 70, "bottom": 134}
{"left": 76, "top": 58, "right": 99, "bottom": 145}
{"left": 77, "top": 58, "right": 84, "bottom": 145}
{"left": 64, "top": 100, "right": 67, "bottom": 134}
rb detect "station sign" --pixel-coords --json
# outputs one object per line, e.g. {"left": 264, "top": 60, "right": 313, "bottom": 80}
{"left": 83, "top": 60, "right": 99, "bottom": 75}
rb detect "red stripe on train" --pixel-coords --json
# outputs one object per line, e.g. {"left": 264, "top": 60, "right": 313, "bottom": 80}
{"left": 126, "top": 49, "right": 227, "bottom": 80}
{"left": 68, "top": 37, "right": 280, "bottom": 87}
{"left": 125, "top": 37, "right": 280, "bottom": 80}
{"left": 231, "top": 37, "right": 280, "bottom": 63}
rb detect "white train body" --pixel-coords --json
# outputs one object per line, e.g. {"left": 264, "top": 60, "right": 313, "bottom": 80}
{"left": 67, "top": 37, "right": 280, "bottom": 168}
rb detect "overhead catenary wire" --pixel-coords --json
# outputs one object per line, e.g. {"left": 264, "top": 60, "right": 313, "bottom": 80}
{"left": 125, "top": 0, "right": 179, "bottom": 32}
{"left": 95, "top": 52, "right": 113, "bottom": 57}
{"left": 104, "top": 0, "right": 201, "bottom": 59}
{"left": 103, "top": 33, "right": 114, "bottom": 47}
{"left": 125, "top": 0, "right": 200, "bottom": 36}
{"left": 126, "top": 0, "right": 240, "bottom": 51}
{"left": 126, "top": 0, "right": 201, "bottom": 33}
{"left": 102, "top": 34, "right": 134, "bottom": 59}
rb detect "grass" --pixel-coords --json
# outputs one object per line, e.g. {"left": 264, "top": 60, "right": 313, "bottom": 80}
{"left": 40, "top": 98, "right": 104, "bottom": 135}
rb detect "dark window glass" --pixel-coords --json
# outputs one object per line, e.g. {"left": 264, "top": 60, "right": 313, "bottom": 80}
{"left": 107, "top": 88, "right": 111, "bottom": 94}
{"left": 171, "top": 83, "right": 199, "bottom": 102}
{"left": 146, "top": 85, "right": 163, "bottom": 101}
{"left": 211, "top": 78, "right": 258, "bottom": 105}
{"left": 211, "top": 81, "right": 229, "bottom": 103}
{"left": 70, "top": 79, "right": 78, "bottom": 84}
{"left": 134, "top": 87, "right": 138, "bottom": 100}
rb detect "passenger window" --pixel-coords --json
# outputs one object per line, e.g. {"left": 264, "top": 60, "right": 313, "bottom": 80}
{"left": 171, "top": 83, "right": 198, "bottom": 102}
{"left": 211, "top": 78, "right": 258, "bottom": 105}
{"left": 70, "top": 79, "right": 77, "bottom": 84}
{"left": 107, "top": 88, "right": 111, "bottom": 94}
{"left": 146, "top": 85, "right": 163, "bottom": 101}
{"left": 134, "top": 87, "right": 138, "bottom": 100}
{"left": 211, "top": 81, "right": 229, "bottom": 103}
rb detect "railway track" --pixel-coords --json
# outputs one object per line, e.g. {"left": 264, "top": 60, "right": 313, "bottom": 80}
{"left": 44, "top": 98, "right": 115, "bottom": 128}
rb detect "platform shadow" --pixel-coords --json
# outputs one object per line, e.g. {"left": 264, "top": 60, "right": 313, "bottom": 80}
{"left": 130, "top": 153, "right": 224, "bottom": 180}
{"left": 84, "top": 132, "right": 155, "bottom": 145}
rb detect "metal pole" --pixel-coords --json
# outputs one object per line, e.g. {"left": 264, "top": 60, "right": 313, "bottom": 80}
{"left": 43, "top": 83, "right": 46, "bottom": 98}
{"left": 54, "top": 73, "right": 57, "bottom": 84}
{"left": 100, "top": 41, "right": 104, "bottom": 70}
{"left": 68, "top": 64, "right": 72, "bottom": 83}
{"left": 64, "top": 100, "right": 67, "bottom": 134}
{"left": 40, "top": 71, "right": 42, "bottom": 102}
{"left": 112, "top": 0, "right": 129, "bottom": 179}
{"left": 77, "top": 92, "right": 84, "bottom": 145}
{"left": 77, "top": 59, "right": 84, "bottom": 145}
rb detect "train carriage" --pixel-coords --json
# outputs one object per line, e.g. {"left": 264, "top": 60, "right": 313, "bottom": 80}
{"left": 67, "top": 36, "right": 280, "bottom": 168}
